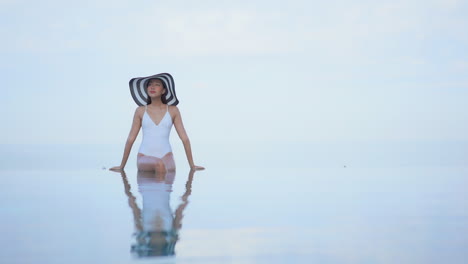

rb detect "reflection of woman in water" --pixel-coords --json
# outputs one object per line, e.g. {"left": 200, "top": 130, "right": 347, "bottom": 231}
{"left": 110, "top": 73, "right": 204, "bottom": 173}
{"left": 118, "top": 169, "right": 196, "bottom": 257}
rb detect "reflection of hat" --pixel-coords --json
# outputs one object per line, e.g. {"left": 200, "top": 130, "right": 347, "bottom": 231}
{"left": 131, "top": 230, "right": 178, "bottom": 257}
{"left": 129, "top": 73, "right": 179, "bottom": 106}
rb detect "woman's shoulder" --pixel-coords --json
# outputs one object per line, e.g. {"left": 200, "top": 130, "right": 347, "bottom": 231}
{"left": 168, "top": 105, "right": 180, "bottom": 113}
{"left": 167, "top": 105, "right": 180, "bottom": 119}
{"left": 135, "top": 105, "right": 146, "bottom": 111}
{"left": 134, "top": 105, "right": 146, "bottom": 116}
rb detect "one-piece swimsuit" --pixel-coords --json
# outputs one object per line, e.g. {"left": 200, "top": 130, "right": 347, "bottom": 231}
{"left": 138, "top": 105, "right": 173, "bottom": 158}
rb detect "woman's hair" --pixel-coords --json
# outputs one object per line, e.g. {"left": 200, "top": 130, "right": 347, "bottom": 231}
{"left": 145, "top": 78, "right": 167, "bottom": 105}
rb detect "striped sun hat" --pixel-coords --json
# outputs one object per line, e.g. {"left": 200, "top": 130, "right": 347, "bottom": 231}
{"left": 129, "top": 73, "right": 179, "bottom": 106}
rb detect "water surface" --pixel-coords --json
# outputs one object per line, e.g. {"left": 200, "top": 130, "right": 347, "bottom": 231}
{"left": 1, "top": 142, "right": 467, "bottom": 263}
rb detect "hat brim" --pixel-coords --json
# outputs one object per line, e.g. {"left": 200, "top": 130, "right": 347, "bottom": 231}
{"left": 129, "top": 73, "right": 179, "bottom": 106}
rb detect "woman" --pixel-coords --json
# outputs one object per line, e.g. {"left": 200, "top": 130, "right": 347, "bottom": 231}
{"left": 110, "top": 73, "right": 204, "bottom": 173}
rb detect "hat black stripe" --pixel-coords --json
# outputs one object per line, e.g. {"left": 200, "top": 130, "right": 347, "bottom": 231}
{"left": 156, "top": 75, "right": 174, "bottom": 104}
{"left": 129, "top": 79, "right": 142, "bottom": 106}
{"left": 130, "top": 78, "right": 146, "bottom": 106}
{"left": 128, "top": 73, "right": 179, "bottom": 106}
{"left": 165, "top": 73, "right": 176, "bottom": 98}
{"left": 151, "top": 74, "right": 175, "bottom": 105}
{"left": 167, "top": 74, "right": 178, "bottom": 105}
{"left": 158, "top": 73, "right": 178, "bottom": 106}
{"left": 135, "top": 78, "right": 148, "bottom": 105}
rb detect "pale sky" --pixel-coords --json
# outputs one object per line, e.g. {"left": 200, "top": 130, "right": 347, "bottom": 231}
{"left": 1, "top": 0, "right": 467, "bottom": 145}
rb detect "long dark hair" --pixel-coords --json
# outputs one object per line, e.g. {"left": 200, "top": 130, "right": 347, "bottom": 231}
{"left": 145, "top": 78, "right": 168, "bottom": 105}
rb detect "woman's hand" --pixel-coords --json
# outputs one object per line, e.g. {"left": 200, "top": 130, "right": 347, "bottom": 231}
{"left": 191, "top": 165, "right": 205, "bottom": 171}
{"left": 109, "top": 166, "right": 124, "bottom": 172}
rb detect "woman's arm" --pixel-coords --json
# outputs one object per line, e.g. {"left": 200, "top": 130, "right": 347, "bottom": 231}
{"left": 110, "top": 107, "right": 142, "bottom": 171}
{"left": 172, "top": 106, "right": 204, "bottom": 170}
{"left": 118, "top": 170, "right": 143, "bottom": 231}
{"left": 173, "top": 168, "right": 196, "bottom": 230}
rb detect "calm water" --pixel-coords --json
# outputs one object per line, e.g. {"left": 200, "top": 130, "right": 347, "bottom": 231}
{"left": 1, "top": 142, "right": 467, "bottom": 263}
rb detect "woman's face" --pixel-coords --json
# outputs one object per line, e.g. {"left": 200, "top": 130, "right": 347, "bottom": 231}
{"left": 146, "top": 79, "right": 165, "bottom": 98}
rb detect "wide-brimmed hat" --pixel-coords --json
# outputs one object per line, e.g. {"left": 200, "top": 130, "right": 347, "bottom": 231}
{"left": 129, "top": 73, "right": 179, "bottom": 106}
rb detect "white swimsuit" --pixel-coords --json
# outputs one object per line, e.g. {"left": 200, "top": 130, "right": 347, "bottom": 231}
{"left": 138, "top": 178, "right": 174, "bottom": 232}
{"left": 138, "top": 105, "right": 173, "bottom": 158}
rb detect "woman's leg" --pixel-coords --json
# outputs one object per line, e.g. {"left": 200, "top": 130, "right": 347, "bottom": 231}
{"left": 161, "top": 152, "right": 176, "bottom": 172}
{"left": 137, "top": 153, "right": 167, "bottom": 174}
{"left": 137, "top": 152, "right": 176, "bottom": 174}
